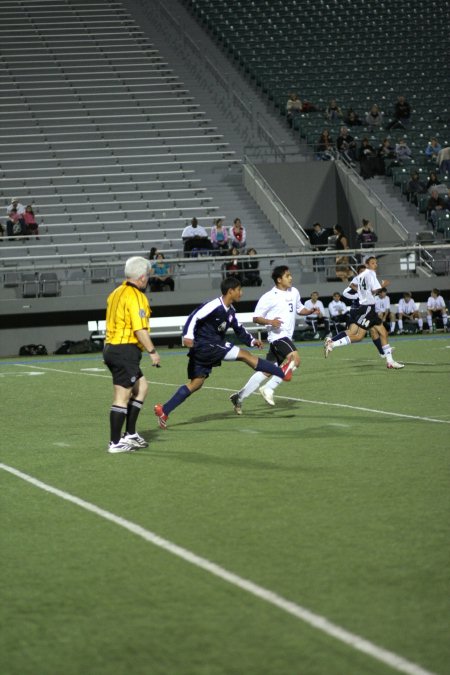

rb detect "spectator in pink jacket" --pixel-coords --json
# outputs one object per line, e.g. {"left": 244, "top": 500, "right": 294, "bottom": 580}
{"left": 23, "top": 205, "right": 39, "bottom": 238}
{"left": 230, "top": 217, "right": 247, "bottom": 250}
{"left": 210, "top": 218, "right": 229, "bottom": 254}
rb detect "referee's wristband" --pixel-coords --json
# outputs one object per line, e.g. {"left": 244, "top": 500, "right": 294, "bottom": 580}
{"left": 148, "top": 349, "right": 156, "bottom": 355}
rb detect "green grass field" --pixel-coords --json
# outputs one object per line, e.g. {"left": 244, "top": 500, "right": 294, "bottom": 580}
{"left": 1, "top": 335, "right": 449, "bottom": 675}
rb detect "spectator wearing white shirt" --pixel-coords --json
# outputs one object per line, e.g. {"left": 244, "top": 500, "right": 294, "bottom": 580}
{"left": 181, "top": 216, "right": 212, "bottom": 256}
{"left": 426, "top": 289, "right": 448, "bottom": 332}
{"left": 304, "top": 291, "right": 330, "bottom": 339}
{"left": 397, "top": 292, "right": 423, "bottom": 334}
{"left": 328, "top": 292, "right": 349, "bottom": 333}
{"left": 324, "top": 256, "right": 404, "bottom": 369}
{"left": 375, "top": 288, "right": 396, "bottom": 334}
{"left": 6, "top": 198, "right": 26, "bottom": 217}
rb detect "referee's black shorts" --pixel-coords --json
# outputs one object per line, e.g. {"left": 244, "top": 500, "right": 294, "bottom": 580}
{"left": 266, "top": 337, "right": 296, "bottom": 365}
{"left": 103, "top": 343, "right": 144, "bottom": 388}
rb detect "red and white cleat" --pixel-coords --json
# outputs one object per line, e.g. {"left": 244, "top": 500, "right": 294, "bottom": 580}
{"left": 154, "top": 403, "right": 169, "bottom": 429}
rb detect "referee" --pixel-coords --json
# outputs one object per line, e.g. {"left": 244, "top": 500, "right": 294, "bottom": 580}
{"left": 103, "top": 256, "right": 160, "bottom": 453}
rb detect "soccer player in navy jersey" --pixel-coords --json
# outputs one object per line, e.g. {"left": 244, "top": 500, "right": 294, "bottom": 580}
{"left": 154, "top": 276, "right": 294, "bottom": 428}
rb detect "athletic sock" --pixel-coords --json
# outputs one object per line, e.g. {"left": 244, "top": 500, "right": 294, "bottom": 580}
{"left": 398, "top": 319, "right": 403, "bottom": 331}
{"left": 239, "top": 371, "right": 266, "bottom": 400}
{"left": 126, "top": 398, "right": 143, "bottom": 435}
{"left": 332, "top": 335, "right": 351, "bottom": 348}
{"left": 372, "top": 336, "right": 384, "bottom": 355}
{"left": 443, "top": 316, "right": 448, "bottom": 326}
{"left": 264, "top": 375, "right": 283, "bottom": 392}
{"left": 110, "top": 405, "right": 127, "bottom": 444}
{"left": 382, "top": 344, "right": 393, "bottom": 364}
{"left": 427, "top": 316, "right": 433, "bottom": 329}
{"left": 255, "top": 357, "right": 284, "bottom": 379}
{"left": 390, "top": 322, "right": 396, "bottom": 333}
{"left": 163, "top": 384, "right": 191, "bottom": 415}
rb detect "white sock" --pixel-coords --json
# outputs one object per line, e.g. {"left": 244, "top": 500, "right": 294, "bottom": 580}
{"left": 238, "top": 371, "right": 267, "bottom": 401}
{"left": 398, "top": 319, "right": 403, "bottom": 331}
{"left": 390, "top": 322, "right": 396, "bottom": 332}
{"left": 333, "top": 335, "right": 351, "bottom": 348}
{"left": 418, "top": 318, "right": 423, "bottom": 329}
{"left": 427, "top": 316, "right": 433, "bottom": 328}
{"left": 383, "top": 344, "right": 393, "bottom": 364}
{"left": 262, "top": 375, "right": 283, "bottom": 392}
{"left": 443, "top": 315, "right": 448, "bottom": 326}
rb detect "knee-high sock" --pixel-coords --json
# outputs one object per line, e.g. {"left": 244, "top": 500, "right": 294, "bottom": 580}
{"left": 163, "top": 385, "right": 191, "bottom": 415}
{"left": 238, "top": 371, "right": 267, "bottom": 400}
{"left": 126, "top": 398, "right": 143, "bottom": 435}
{"left": 110, "top": 405, "right": 127, "bottom": 444}
{"left": 255, "top": 357, "right": 284, "bottom": 379}
{"left": 372, "top": 337, "right": 384, "bottom": 355}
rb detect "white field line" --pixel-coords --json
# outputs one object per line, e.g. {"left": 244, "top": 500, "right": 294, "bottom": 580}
{"left": 0, "top": 462, "right": 436, "bottom": 675}
{"left": 12, "top": 364, "right": 450, "bottom": 425}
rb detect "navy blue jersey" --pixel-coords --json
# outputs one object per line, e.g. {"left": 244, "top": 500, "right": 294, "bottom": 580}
{"left": 183, "top": 297, "right": 253, "bottom": 347}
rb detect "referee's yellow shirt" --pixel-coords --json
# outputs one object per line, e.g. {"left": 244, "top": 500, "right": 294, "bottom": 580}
{"left": 105, "top": 281, "right": 151, "bottom": 348}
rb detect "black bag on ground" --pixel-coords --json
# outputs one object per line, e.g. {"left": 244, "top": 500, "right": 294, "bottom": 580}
{"left": 19, "top": 344, "right": 48, "bottom": 356}
{"left": 54, "top": 339, "right": 93, "bottom": 355}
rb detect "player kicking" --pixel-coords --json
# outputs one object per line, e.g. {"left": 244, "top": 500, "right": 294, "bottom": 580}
{"left": 229, "top": 265, "right": 320, "bottom": 413}
{"left": 324, "top": 256, "right": 404, "bottom": 369}
{"left": 154, "top": 276, "right": 294, "bottom": 428}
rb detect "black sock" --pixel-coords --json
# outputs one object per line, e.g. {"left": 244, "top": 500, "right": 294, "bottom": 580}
{"left": 110, "top": 405, "right": 127, "bottom": 444}
{"left": 126, "top": 399, "right": 143, "bottom": 435}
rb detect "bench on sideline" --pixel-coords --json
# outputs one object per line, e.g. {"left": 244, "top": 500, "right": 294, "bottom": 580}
{"left": 88, "top": 312, "right": 264, "bottom": 344}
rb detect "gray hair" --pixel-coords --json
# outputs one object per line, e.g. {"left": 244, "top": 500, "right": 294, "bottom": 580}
{"left": 124, "top": 256, "right": 152, "bottom": 280}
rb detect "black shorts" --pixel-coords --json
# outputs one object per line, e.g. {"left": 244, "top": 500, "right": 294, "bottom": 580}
{"left": 103, "top": 343, "right": 144, "bottom": 388}
{"left": 266, "top": 337, "right": 296, "bottom": 365}
{"left": 353, "top": 305, "right": 382, "bottom": 329}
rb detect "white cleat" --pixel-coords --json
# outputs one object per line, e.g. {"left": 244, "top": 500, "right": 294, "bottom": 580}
{"left": 259, "top": 385, "right": 275, "bottom": 406}
{"left": 387, "top": 361, "right": 405, "bottom": 369}
{"left": 324, "top": 337, "right": 333, "bottom": 359}
{"left": 107, "top": 440, "right": 136, "bottom": 454}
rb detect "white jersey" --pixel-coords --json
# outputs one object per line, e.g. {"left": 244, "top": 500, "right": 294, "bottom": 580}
{"left": 182, "top": 224, "right": 208, "bottom": 238}
{"left": 398, "top": 298, "right": 416, "bottom": 314}
{"left": 328, "top": 299, "right": 348, "bottom": 317}
{"left": 427, "top": 295, "right": 446, "bottom": 311}
{"left": 353, "top": 268, "right": 381, "bottom": 305}
{"left": 254, "top": 286, "right": 305, "bottom": 343}
{"left": 375, "top": 295, "right": 391, "bottom": 313}
{"left": 304, "top": 299, "right": 326, "bottom": 316}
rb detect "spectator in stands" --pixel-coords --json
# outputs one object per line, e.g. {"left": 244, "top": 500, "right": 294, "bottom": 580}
{"left": 6, "top": 197, "right": 25, "bottom": 217}
{"left": 356, "top": 219, "right": 378, "bottom": 249}
{"left": 309, "top": 222, "right": 329, "bottom": 271}
{"left": 6, "top": 208, "right": 26, "bottom": 238}
{"left": 426, "top": 288, "right": 448, "bottom": 332}
{"left": 210, "top": 217, "right": 229, "bottom": 254}
{"left": 0, "top": 221, "right": 4, "bottom": 240}
{"left": 230, "top": 217, "right": 247, "bottom": 250}
{"left": 425, "top": 138, "right": 442, "bottom": 163}
{"left": 397, "top": 292, "right": 423, "bottom": 334}
{"left": 23, "top": 205, "right": 39, "bottom": 238}
{"left": 406, "top": 171, "right": 426, "bottom": 205}
{"left": 328, "top": 292, "right": 349, "bottom": 333}
{"left": 395, "top": 137, "right": 412, "bottom": 164}
{"left": 378, "top": 137, "right": 395, "bottom": 160}
{"left": 427, "top": 189, "right": 446, "bottom": 229}
{"left": 223, "top": 246, "right": 243, "bottom": 282}
{"left": 325, "top": 98, "right": 343, "bottom": 122}
{"left": 375, "top": 287, "right": 396, "bottom": 334}
{"left": 336, "top": 126, "right": 357, "bottom": 164}
{"left": 286, "top": 93, "right": 303, "bottom": 128}
{"left": 304, "top": 291, "right": 330, "bottom": 339}
{"left": 333, "top": 224, "right": 352, "bottom": 281}
{"left": 344, "top": 108, "right": 362, "bottom": 127}
{"left": 358, "top": 137, "right": 378, "bottom": 179}
{"left": 365, "top": 104, "right": 384, "bottom": 131}
{"left": 148, "top": 252, "right": 174, "bottom": 292}
{"left": 241, "top": 248, "right": 262, "bottom": 287}
{"left": 426, "top": 171, "right": 441, "bottom": 191}
{"left": 316, "top": 129, "right": 334, "bottom": 160}
{"left": 181, "top": 216, "right": 212, "bottom": 256}
{"left": 386, "top": 95, "right": 411, "bottom": 130}
{"left": 437, "top": 146, "right": 450, "bottom": 175}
